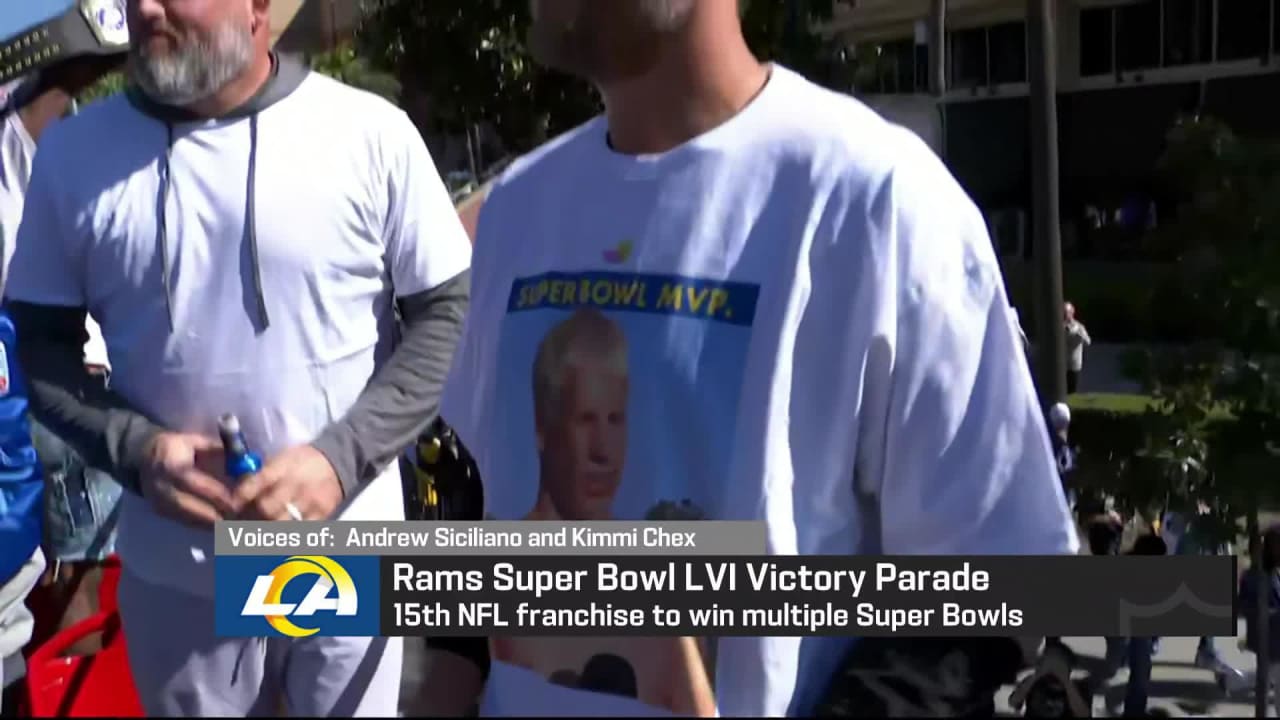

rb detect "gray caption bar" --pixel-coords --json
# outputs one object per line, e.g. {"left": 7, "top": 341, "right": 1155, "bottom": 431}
{"left": 214, "top": 521, "right": 766, "bottom": 556}
{"left": 379, "top": 555, "right": 1236, "bottom": 637}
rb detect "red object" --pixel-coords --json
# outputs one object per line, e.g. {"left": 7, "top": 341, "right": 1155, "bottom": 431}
{"left": 25, "top": 610, "right": 142, "bottom": 717}
{"left": 97, "top": 556, "right": 121, "bottom": 615}
{"left": 24, "top": 555, "right": 142, "bottom": 717}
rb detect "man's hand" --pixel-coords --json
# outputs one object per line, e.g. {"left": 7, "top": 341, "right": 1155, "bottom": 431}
{"left": 140, "top": 432, "right": 234, "bottom": 528}
{"left": 232, "top": 445, "right": 344, "bottom": 522}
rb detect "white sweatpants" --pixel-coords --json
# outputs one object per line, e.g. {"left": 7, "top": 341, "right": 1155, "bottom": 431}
{"left": 117, "top": 568, "right": 402, "bottom": 717}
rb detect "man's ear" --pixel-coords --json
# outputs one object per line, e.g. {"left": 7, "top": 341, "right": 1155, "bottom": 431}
{"left": 251, "top": 0, "right": 270, "bottom": 34}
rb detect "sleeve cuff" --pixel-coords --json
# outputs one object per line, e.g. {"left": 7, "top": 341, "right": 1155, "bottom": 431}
{"left": 311, "top": 423, "right": 363, "bottom": 500}
{"left": 106, "top": 410, "right": 163, "bottom": 496}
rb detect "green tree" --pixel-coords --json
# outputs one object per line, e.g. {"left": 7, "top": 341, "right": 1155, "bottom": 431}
{"left": 355, "top": 0, "right": 856, "bottom": 165}
{"left": 1129, "top": 115, "right": 1280, "bottom": 544}
{"left": 355, "top": 0, "right": 597, "bottom": 165}
{"left": 76, "top": 71, "right": 126, "bottom": 105}
{"left": 309, "top": 44, "right": 402, "bottom": 103}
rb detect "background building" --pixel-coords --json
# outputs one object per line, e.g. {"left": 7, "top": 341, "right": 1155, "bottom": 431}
{"left": 831, "top": 0, "right": 1280, "bottom": 264}
{"left": 271, "top": 0, "right": 361, "bottom": 54}
{"left": 829, "top": 0, "right": 1278, "bottom": 347}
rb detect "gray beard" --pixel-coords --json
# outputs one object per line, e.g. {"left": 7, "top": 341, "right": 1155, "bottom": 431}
{"left": 128, "top": 22, "right": 253, "bottom": 106}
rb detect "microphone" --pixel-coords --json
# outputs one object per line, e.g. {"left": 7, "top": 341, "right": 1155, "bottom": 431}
{"left": 578, "top": 653, "right": 638, "bottom": 699}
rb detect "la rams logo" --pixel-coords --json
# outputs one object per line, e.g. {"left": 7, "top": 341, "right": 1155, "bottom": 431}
{"left": 240, "top": 556, "right": 358, "bottom": 638}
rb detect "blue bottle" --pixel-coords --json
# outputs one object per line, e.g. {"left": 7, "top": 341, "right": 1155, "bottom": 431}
{"left": 217, "top": 413, "right": 262, "bottom": 480}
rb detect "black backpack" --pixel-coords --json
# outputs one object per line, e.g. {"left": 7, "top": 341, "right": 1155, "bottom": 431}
{"left": 814, "top": 636, "right": 1028, "bottom": 717}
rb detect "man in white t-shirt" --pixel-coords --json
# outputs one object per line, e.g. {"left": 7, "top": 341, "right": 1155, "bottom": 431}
{"left": 432, "top": 0, "right": 1078, "bottom": 716}
{"left": 3, "top": 0, "right": 471, "bottom": 715}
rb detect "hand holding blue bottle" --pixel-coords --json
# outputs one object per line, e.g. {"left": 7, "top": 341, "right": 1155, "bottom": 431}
{"left": 139, "top": 431, "right": 234, "bottom": 528}
{"left": 230, "top": 437, "right": 344, "bottom": 523}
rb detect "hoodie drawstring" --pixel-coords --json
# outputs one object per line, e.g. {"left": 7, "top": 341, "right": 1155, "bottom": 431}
{"left": 246, "top": 113, "right": 269, "bottom": 331}
{"left": 157, "top": 123, "right": 176, "bottom": 333}
{"left": 155, "top": 114, "right": 270, "bottom": 335}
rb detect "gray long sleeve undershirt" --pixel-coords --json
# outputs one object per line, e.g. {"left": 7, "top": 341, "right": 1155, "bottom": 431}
{"left": 3, "top": 300, "right": 158, "bottom": 495}
{"left": 311, "top": 270, "right": 470, "bottom": 498}
{"left": 4, "top": 268, "right": 470, "bottom": 499}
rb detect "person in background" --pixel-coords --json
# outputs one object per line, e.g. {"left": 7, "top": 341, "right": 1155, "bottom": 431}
{"left": 1064, "top": 302, "right": 1091, "bottom": 394}
{"left": 1, "top": 58, "right": 129, "bottom": 659}
{"left": 0, "top": 311, "right": 43, "bottom": 717}
{"left": 0, "top": 57, "right": 121, "bottom": 709}
{"left": 1040, "top": 402, "right": 1080, "bottom": 660}
{"left": 1240, "top": 525, "right": 1280, "bottom": 718}
{"left": 2, "top": 0, "right": 471, "bottom": 713}
{"left": 1047, "top": 403, "right": 1075, "bottom": 507}
{"left": 1101, "top": 532, "right": 1166, "bottom": 717}
{"left": 1087, "top": 513, "right": 1124, "bottom": 557}
{"left": 1160, "top": 506, "right": 1239, "bottom": 674}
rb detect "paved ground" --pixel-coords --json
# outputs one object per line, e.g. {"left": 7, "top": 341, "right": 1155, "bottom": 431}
{"left": 996, "top": 625, "right": 1267, "bottom": 717}
{"left": 400, "top": 631, "right": 1268, "bottom": 717}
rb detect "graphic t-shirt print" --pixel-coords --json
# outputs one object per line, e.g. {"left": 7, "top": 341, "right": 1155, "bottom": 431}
{"left": 487, "top": 269, "right": 759, "bottom": 715}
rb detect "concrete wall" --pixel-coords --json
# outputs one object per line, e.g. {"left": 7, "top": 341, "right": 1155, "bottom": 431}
{"left": 834, "top": 0, "right": 1280, "bottom": 100}
{"left": 829, "top": 0, "right": 1025, "bottom": 40}
{"left": 272, "top": 0, "right": 362, "bottom": 54}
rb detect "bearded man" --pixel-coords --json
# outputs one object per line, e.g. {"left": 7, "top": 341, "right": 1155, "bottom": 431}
{"left": 1, "top": 0, "right": 472, "bottom": 715}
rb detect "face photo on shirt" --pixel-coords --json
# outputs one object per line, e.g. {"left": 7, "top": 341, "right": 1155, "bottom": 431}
{"left": 525, "top": 307, "right": 629, "bottom": 521}
{"left": 490, "top": 270, "right": 759, "bottom": 524}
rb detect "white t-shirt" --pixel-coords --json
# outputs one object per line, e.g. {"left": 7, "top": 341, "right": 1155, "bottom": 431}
{"left": 7, "top": 72, "right": 472, "bottom": 597}
{"left": 440, "top": 65, "right": 1078, "bottom": 717}
{"left": 0, "top": 109, "right": 111, "bottom": 370}
{"left": 0, "top": 112, "right": 35, "bottom": 292}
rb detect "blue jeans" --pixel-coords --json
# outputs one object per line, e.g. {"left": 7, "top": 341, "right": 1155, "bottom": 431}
{"left": 28, "top": 420, "right": 121, "bottom": 563}
{"left": 1105, "top": 636, "right": 1155, "bottom": 716}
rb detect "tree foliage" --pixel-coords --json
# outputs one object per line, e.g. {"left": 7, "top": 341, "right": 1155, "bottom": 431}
{"left": 355, "top": 0, "right": 598, "bottom": 158}
{"left": 76, "top": 71, "right": 126, "bottom": 105}
{"left": 354, "top": 0, "right": 856, "bottom": 164}
{"left": 309, "top": 44, "right": 402, "bottom": 102}
{"left": 1128, "top": 115, "right": 1280, "bottom": 541}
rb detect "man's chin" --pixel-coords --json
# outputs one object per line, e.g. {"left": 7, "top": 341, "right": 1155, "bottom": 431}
{"left": 133, "top": 83, "right": 206, "bottom": 107}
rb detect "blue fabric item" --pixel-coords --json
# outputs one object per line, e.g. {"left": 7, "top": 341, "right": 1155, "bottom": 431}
{"left": 0, "top": 309, "right": 43, "bottom": 585}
